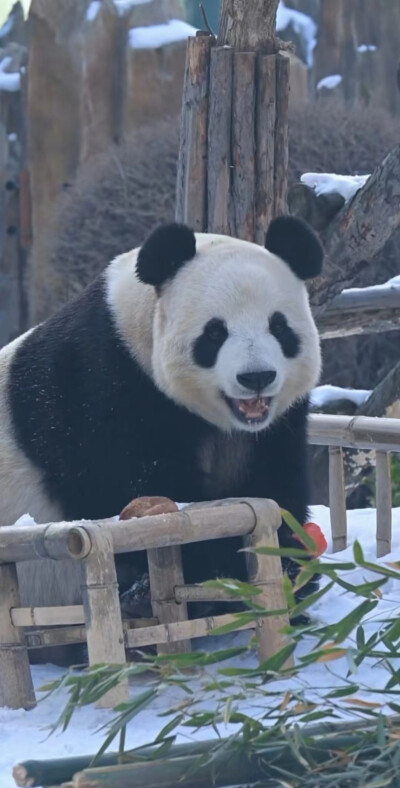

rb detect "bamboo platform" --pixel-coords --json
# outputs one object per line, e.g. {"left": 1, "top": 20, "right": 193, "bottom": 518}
{"left": 1, "top": 414, "right": 399, "bottom": 713}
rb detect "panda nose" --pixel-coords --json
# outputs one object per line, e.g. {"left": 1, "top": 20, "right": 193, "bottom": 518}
{"left": 236, "top": 370, "right": 277, "bottom": 392}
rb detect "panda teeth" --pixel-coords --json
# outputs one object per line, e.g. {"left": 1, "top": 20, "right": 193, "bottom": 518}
{"left": 238, "top": 397, "right": 270, "bottom": 419}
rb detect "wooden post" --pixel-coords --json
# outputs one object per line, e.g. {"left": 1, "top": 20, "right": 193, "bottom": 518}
{"left": 375, "top": 451, "right": 392, "bottom": 558}
{"left": 80, "top": 526, "right": 127, "bottom": 708}
{"left": 207, "top": 46, "right": 233, "bottom": 235}
{"left": 0, "top": 563, "right": 36, "bottom": 710}
{"left": 244, "top": 499, "right": 294, "bottom": 667}
{"left": 329, "top": 446, "right": 347, "bottom": 552}
{"left": 175, "top": 34, "right": 214, "bottom": 231}
{"left": 176, "top": 0, "right": 289, "bottom": 240}
{"left": 147, "top": 545, "right": 191, "bottom": 655}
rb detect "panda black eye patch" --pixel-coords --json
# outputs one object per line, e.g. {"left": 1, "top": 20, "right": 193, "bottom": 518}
{"left": 269, "top": 311, "right": 300, "bottom": 358}
{"left": 192, "top": 319, "right": 228, "bottom": 368}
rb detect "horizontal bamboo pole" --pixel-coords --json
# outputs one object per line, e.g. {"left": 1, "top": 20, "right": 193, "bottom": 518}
{"left": 308, "top": 414, "right": 400, "bottom": 452}
{"left": 24, "top": 618, "right": 158, "bottom": 649}
{"left": 12, "top": 605, "right": 85, "bottom": 627}
{"left": 0, "top": 503, "right": 259, "bottom": 564}
{"left": 11, "top": 605, "right": 158, "bottom": 629}
{"left": 174, "top": 584, "right": 242, "bottom": 603}
{"left": 0, "top": 523, "right": 92, "bottom": 564}
{"left": 125, "top": 612, "right": 256, "bottom": 649}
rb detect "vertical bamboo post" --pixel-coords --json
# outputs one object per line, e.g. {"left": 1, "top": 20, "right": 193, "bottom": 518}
{"left": 80, "top": 527, "right": 128, "bottom": 708}
{"left": 329, "top": 446, "right": 347, "bottom": 552}
{"left": 207, "top": 46, "right": 234, "bottom": 235}
{"left": 0, "top": 563, "right": 36, "bottom": 710}
{"left": 244, "top": 499, "right": 294, "bottom": 668}
{"left": 255, "top": 54, "right": 276, "bottom": 243}
{"left": 376, "top": 451, "right": 392, "bottom": 557}
{"left": 147, "top": 545, "right": 191, "bottom": 655}
{"left": 175, "top": 34, "right": 215, "bottom": 231}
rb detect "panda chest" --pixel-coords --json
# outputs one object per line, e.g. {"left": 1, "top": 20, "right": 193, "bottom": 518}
{"left": 197, "top": 433, "right": 254, "bottom": 499}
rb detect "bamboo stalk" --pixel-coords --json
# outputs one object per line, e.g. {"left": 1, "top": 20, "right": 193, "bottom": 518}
{"left": 147, "top": 545, "right": 191, "bottom": 655}
{"left": 328, "top": 446, "right": 347, "bottom": 553}
{"left": 80, "top": 527, "right": 127, "bottom": 708}
{"left": 24, "top": 619, "right": 158, "bottom": 650}
{"left": 376, "top": 451, "right": 392, "bottom": 557}
{"left": 125, "top": 612, "right": 256, "bottom": 649}
{"left": 175, "top": 35, "right": 214, "bottom": 230}
{"left": 244, "top": 499, "right": 293, "bottom": 666}
{"left": 11, "top": 605, "right": 85, "bottom": 627}
{"left": 308, "top": 414, "right": 400, "bottom": 452}
{"left": 15, "top": 717, "right": 400, "bottom": 788}
{"left": 0, "top": 564, "right": 36, "bottom": 710}
{"left": 0, "top": 523, "right": 92, "bottom": 564}
{"left": 0, "top": 504, "right": 257, "bottom": 564}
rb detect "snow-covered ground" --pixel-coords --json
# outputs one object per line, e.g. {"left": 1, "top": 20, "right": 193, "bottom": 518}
{"left": 2, "top": 505, "right": 400, "bottom": 787}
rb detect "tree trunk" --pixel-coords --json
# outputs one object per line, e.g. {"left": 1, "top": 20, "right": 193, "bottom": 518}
{"left": 218, "top": 0, "right": 279, "bottom": 52}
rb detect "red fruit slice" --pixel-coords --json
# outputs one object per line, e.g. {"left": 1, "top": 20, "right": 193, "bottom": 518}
{"left": 294, "top": 522, "right": 328, "bottom": 557}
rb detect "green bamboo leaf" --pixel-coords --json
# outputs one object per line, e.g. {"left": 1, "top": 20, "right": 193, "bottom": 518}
{"left": 154, "top": 714, "right": 184, "bottom": 742}
{"left": 281, "top": 509, "right": 317, "bottom": 552}
{"left": 290, "top": 580, "right": 335, "bottom": 619}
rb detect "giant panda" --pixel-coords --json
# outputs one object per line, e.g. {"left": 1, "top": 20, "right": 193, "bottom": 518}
{"left": 0, "top": 217, "right": 323, "bottom": 612}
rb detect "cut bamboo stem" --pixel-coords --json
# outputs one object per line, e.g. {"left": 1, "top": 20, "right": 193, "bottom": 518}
{"left": 147, "top": 545, "right": 191, "bottom": 655}
{"left": 80, "top": 527, "right": 127, "bottom": 708}
{"left": 376, "top": 451, "right": 392, "bottom": 557}
{"left": 329, "top": 446, "right": 347, "bottom": 552}
{"left": 309, "top": 414, "right": 400, "bottom": 452}
{"left": 244, "top": 499, "right": 293, "bottom": 667}
{"left": 0, "top": 563, "right": 36, "bottom": 710}
{"left": 125, "top": 612, "right": 255, "bottom": 650}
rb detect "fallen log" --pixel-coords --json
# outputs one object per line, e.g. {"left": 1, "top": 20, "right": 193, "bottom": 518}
{"left": 316, "top": 284, "right": 400, "bottom": 339}
{"left": 309, "top": 144, "right": 400, "bottom": 312}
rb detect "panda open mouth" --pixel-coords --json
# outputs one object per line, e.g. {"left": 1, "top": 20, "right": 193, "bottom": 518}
{"left": 224, "top": 395, "right": 272, "bottom": 424}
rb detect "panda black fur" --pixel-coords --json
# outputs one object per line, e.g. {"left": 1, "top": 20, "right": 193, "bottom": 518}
{"left": 1, "top": 218, "right": 323, "bottom": 610}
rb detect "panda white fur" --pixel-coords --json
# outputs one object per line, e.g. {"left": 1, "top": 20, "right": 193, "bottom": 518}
{"left": 0, "top": 218, "right": 323, "bottom": 610}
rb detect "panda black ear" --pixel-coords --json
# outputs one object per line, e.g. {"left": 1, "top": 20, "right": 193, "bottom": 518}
{"left": 265, "top": 216, "right": 323, "bottom": 281}
{"left": 136, "top": 223, "right": 196, "bottom": 289}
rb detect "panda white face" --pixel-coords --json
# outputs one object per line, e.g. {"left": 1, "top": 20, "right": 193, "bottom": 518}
{"left": 146, "top": 230, "right": 322, "bottom": 434}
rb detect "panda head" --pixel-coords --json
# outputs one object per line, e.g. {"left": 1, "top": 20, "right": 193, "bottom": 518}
{"left": 136, "top": 218, "right": 323, "bottom": 433}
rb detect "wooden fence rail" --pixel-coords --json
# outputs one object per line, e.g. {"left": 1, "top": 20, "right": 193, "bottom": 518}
{"left": 309, "top": 414, "right": 400, "bottom": 557}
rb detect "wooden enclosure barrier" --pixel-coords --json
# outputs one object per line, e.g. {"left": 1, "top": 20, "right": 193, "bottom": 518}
{"left": 0, "top": 498, "right": 292, "bottom": 711}
{"left": 309, "top": 414, "right": 400, "bottom": 557}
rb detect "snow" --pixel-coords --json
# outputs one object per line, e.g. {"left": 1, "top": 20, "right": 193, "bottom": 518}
{"left": 0, "top": 15, "right": 14, "bottom": 40}
{"left": 357, "top": 44, "right": 377, "bottom": 53}
{"left": 276, "top": 1, "right": 317, "bottom": 67}
{"left": 344, "top": 275, "right": 400, "bottom": 297}
{"left": 311, "top": 384, "right": 371, "bottom": 410}
{"left": 301, "top": 172, "right": 370, "bottom": 202}
{"left": 317, "top": 74, "right": 342, "bottom": 90}
{"left": 86, "top": 1, "right": 101, "bottom": 22}
{"left": 0, "top": 57, "right": 21, "bottom": 92}
{"left": 2, "top": 505, "right": 400, "bottom": 787}
{"left": 129, "top": 19, "right": 197, "bottom": 49}
{"left": 8, "top": 132, "right": 17, "bottom": 143}
{"left": 114, "top": 0, "right": 156, "bottom": 13}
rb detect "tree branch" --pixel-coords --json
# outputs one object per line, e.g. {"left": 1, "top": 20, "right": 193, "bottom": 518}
{"left": 316, "top": 285, "right": 400, "bottom": 339}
